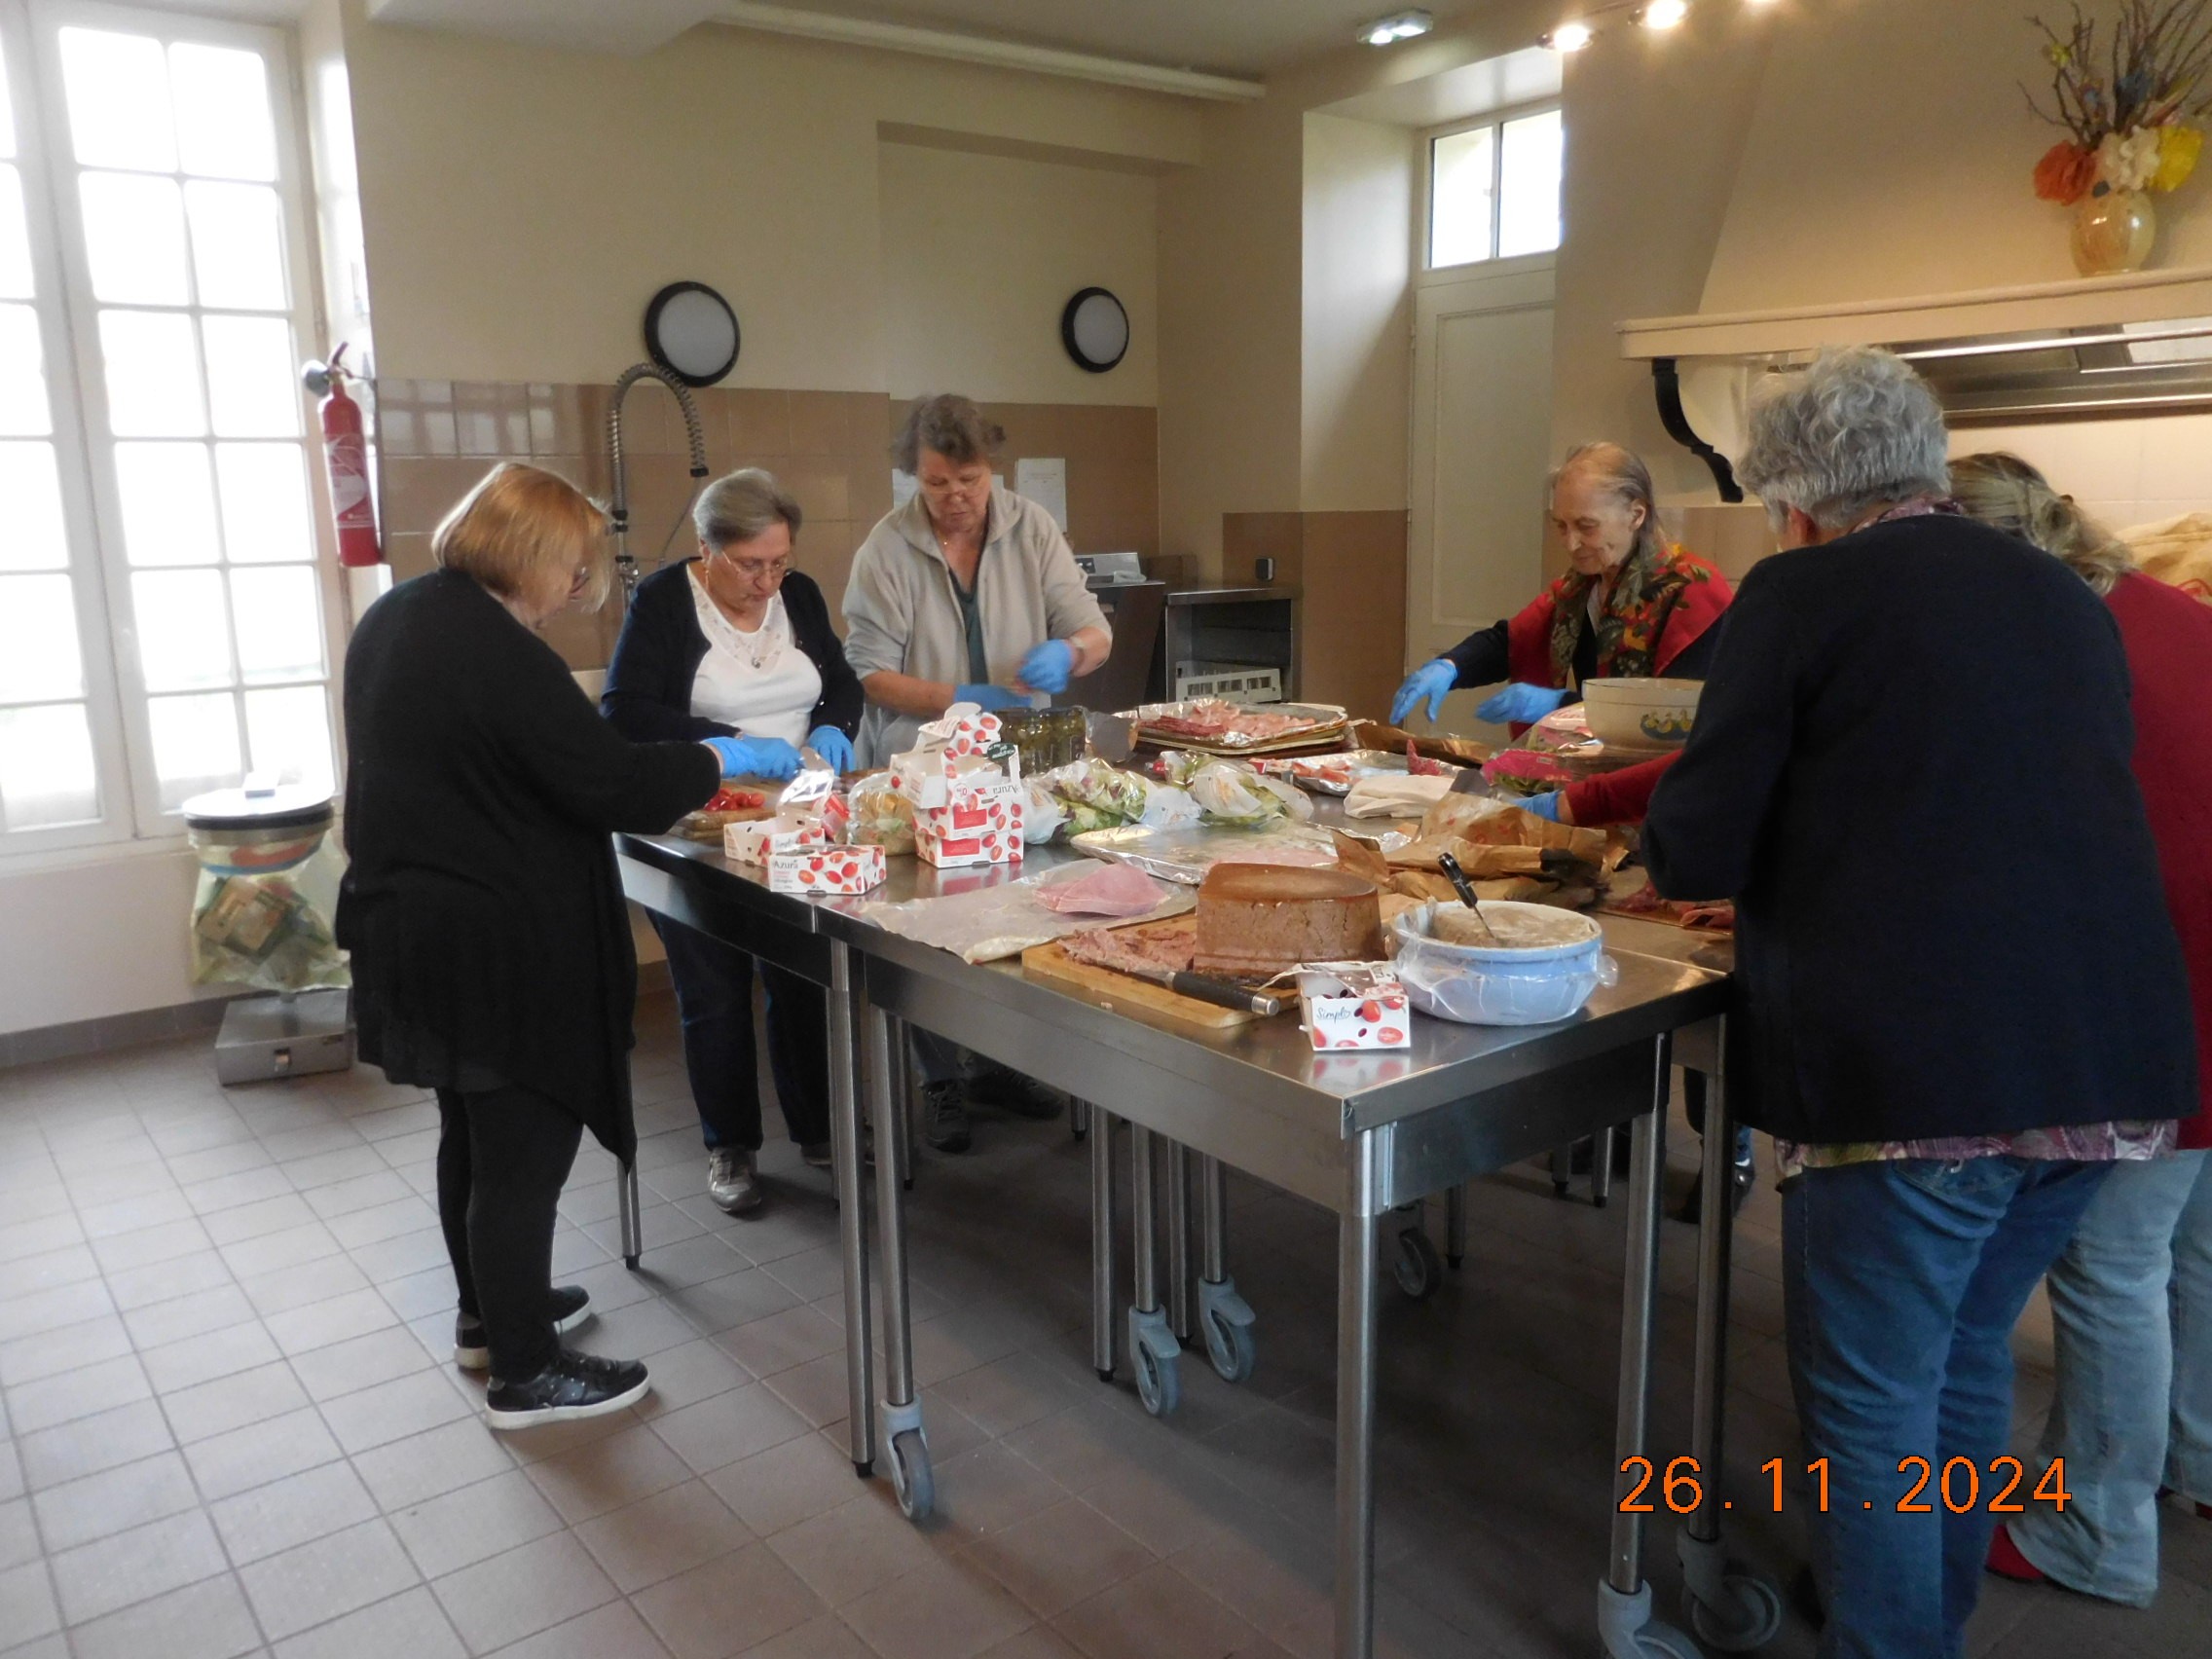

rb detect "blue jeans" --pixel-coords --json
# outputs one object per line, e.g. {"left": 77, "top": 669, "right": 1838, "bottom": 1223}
{"left": 1782, "top": 1157, "right": 2114, "bottom": 1659}
{"left": 652, "top": 916, "right": 828, "bottom": 1153}
{"left": 2009, "top": 1150, "right": 2212, "bottom": 1604}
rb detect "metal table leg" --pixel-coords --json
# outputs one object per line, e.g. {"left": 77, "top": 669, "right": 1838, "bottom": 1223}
{"left": 1596, "top": 1033, "right": 1699, "bottom": 1659}
{"left": 886, "top": 1014, "right": 913, "bottom": 1194}
{"left": 1335, "top": 1130, "right": 1382, "bottom": 1659}
{"left": 1445, "top": 1183, "right": 1467, "bottom": 1271}
{"left": 1166, "top": 1141, "right": 1193, "bottom": 1343}
{"left": 1550, "top": 1142, "right": 1573, "bottom": 1198}
{"left": 1677, "top": 1021, "right": 1784, "bottom": 1651}
{"left": 1127, "top": 1124, "right": 1181, "bottom": 1416}
{"left": 1088, "top": 1104, "right": 1115, "bottom": 1382}
{"left": 1592, "top": 1124, "right": 1616, "bottom": 1208}
{"left": 1070, "top": 1096, "right": 1090, "bottom": 1140}
{"left": 827, "top": 940, "right": 875, "bottom": 1479}
{"left": 1198, "top": 1154, "right": 1255, "bottom": 1383}
{"left": 618, "top": 1161, "right": 644, "bottom": 1269}
{"left": 865, "top": 999, "right": 931, "bottom": 1520}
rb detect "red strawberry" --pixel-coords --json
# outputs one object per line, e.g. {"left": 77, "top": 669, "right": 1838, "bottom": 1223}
{"left": 1379, "top": 1027, "right": 1404, "bottom": 1043}
{"left": 1358, "top": 1000, "right": 1382, "bottom": 1021}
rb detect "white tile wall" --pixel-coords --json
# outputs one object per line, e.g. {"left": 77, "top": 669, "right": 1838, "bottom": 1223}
{"left": 1952, "top": 412, "right": 2212, "bottom": 536}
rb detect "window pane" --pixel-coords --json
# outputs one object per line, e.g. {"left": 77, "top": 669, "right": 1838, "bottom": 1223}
{"left": 1430, "top": 126, "right": 1496, "bottom": 268}
{"left": 203, "top": 314, "right": 297, "bottom": 436}
{"left": 0, "top": 166, "right": 30, "bottom": 299}
{"left": 242, "top": 685, "right": 333, "bottom": 795}
{"left": 99, "top": 310, "right": 205, "bottom": 436}
{"left": 186, "top": 182, "right": 286, "bottom": 311}
{"left": 0, "top": 704, "right": 100, "bottom": 831}
{"left": 216, "top": 443, "right": 312, "bottom": 564}
{"left": 131, "top": 568, "right": 232, "bottom": 691}
{"left": 147, "top": 690, "right": 240, "bottom": 809}
{"left": 230, "top": 566, "right": 322, "bottom": 682}
{"left": 116, "top": 442, "right": 220, "bottom": 567}
{"left": 0, "top": 442, "right": 68, "bottom": 571}
{"left": 1497, "top": 109, "right": 1565, "bottom": 258}
{"left": 171, "top": 44, "right": 276, "bottom": 182}
{"left": 0, "top": 35, "right": 14, "bottom": 159}
{"left": 0, "top": 573, "right": 85, "bottom": 701}
{"left": 0, "top": 302, "right": 52, "bottom": 435}
{"left": 80, "top": 172, "right": 190, "bottom": 305}
{"left": 59, "top": 28, "right": 176, "bottom": 173}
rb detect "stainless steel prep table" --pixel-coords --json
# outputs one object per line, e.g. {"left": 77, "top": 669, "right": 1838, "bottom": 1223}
{"left": 617, "top": 830, "right": 1749, "bottom": 1658}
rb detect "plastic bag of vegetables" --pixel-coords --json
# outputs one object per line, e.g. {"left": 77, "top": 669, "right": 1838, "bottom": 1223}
{"left": 1186, "top": 760, "right": 1312, "bottom": 828}
{"left": 1042, "top": 758, "right": 1153, "bottom": 835}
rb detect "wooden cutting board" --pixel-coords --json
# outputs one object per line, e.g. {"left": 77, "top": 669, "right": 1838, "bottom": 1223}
{"left": 1021, "top": 938, "right": 1263, "bottom": 1030}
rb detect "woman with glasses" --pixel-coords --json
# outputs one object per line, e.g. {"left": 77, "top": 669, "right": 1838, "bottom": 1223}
{"left": 603, "top": 468, "right": 864, "bottom": 1216}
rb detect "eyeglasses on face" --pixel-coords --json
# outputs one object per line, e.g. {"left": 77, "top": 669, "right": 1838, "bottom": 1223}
{"left": 719, "top": 553, "right": 791, "bottom": 582}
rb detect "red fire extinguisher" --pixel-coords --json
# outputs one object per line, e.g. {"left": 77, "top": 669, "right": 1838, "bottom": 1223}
{"left": 304, "top": 345, "right": 384, "bottom": 569}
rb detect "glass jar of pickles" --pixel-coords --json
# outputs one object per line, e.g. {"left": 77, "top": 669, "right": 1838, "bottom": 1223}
{"left": 996, "top": 705, "right": 1089, "bottom": 774}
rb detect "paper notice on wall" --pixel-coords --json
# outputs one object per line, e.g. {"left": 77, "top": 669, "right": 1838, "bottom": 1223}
{"left": 892, "top": 468, "right": 919, "bottom": 508}
{"left": 1014, "top": 458, "right": 1069, "bottom": 531}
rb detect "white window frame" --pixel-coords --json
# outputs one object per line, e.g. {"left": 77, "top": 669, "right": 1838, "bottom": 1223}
{"left": 1420, "top": 97, "right": 1564, "bottom": 277}
{"left": 5, "top": 0, "right": 343, "bottom": 855}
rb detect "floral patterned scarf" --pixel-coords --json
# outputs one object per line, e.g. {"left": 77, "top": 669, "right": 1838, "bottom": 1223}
{"left": 1546, "top": 539, "right": 1716, "bottom": 689}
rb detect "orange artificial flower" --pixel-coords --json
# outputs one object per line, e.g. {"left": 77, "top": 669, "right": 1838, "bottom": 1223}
{"left": 2034, "top": 141, "right": 2098, "bottom": 204}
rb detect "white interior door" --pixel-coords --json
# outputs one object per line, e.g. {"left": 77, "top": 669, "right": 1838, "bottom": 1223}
{"left": 1405, "top": 256, "right": 1554, "bottom": 734}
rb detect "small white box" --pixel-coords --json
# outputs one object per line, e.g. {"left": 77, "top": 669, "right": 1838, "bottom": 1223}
{"left": 1297, "top": 966, "right": 1412, "bottom": 1051}
{"left": 767, "top": 843, "right": 886, "bottom": 896}
{"left": 723, "top": 814, "right": 829, "bottom": 865}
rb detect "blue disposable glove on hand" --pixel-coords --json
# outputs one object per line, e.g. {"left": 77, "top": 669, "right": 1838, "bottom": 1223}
{"left": 1390, "top": 659, "right": 1458, "bottom": 725}
{"left": 805, "top": 725, "right": 856, "bottom": 775}
{"left": 1016, "top": 639, "right": 1075, "bottom": 694}
{"left": 1476, "top": 682, "right": 1570, "bottom": 725}
{"left": 1517, "top": 791, "right": 1565, "bottom": 822}
{"left": 701, "top": 735, "right": 802, "bottom": 781}
{"left": 953, "top": 683, "right": 1026, "bottom": 712}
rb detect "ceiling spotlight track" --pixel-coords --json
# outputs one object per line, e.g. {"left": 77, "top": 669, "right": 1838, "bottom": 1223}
{"left": 1540, "top": 0, "right": 1772, "bottom": 53}
{"left": 1358, "top": 8, "right": 1434, "bottom": 46}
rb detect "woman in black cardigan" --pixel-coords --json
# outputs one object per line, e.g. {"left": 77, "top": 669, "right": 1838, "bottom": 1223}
{"left": 603, "top": 469, "right": 863, "bottom": 1217}
{"left": 340, "top": 464, "right": 727, "bottom": 1427}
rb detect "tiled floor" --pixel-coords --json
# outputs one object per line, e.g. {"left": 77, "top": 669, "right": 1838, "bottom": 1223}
{"left": 3, "top": 996, "right": 2210, "bottom": 1659}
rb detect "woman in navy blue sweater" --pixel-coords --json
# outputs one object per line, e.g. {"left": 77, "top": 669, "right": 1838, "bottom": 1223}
{"left": 603, "top": 470, "right": 863, "bottom": 1216}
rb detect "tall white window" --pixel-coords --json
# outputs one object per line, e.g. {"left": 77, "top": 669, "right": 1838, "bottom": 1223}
{"left": 0, "top": 1, "right": 338, "bottom": 851}
{"left": 1428, "top": 106, "right": 1564, "bottom": 269}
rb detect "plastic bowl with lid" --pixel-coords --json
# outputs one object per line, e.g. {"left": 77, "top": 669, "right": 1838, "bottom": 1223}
{"left": 1389, "top": 900, "right": 1616, "bottom": 1025}
{"left": 1581, "top": 677, "right": 1702, "bottom": 752}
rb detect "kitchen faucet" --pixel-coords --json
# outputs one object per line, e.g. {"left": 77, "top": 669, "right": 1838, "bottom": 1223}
{"left": 606, "top": 363, "right": 709, "bottom": 608}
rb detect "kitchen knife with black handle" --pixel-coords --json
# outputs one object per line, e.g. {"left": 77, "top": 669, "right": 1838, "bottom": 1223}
{"left": 1111, "top": 959, "right": 1282, "bottom": 1015}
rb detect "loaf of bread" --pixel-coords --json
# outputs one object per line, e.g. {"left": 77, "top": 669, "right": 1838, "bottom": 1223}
{"left": 1194, "top": 864, "right": 1385, "bottom": 976}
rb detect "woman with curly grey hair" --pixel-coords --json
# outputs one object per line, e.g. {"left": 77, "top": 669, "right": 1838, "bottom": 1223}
{"left": 1642, "top": 348, "right": 2198, "bottom": 1659}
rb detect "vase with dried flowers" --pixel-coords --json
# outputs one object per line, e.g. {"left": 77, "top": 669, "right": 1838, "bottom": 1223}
{"left": 2028, "top": 1, "right": 2210, "bottom": 275}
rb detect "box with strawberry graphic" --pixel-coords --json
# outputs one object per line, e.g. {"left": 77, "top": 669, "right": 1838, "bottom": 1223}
{"left": 1295, "top": 964, "right": 1412, "bottom": 1051}
{"left": 915, "top": 777, "right": 1025, "bottom": 868}
{"left": 767, "top": 843, "right": 887, "bottom": 896}
{"left": 723, "top": 814, "right": 830, "bottom": 866}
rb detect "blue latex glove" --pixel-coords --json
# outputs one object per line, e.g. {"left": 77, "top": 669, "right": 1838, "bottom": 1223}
{"left": 805, "top": 725, "right": 856, "bottom": 775}
{"left": 1390, "top": 659, "right": 1458, "bottom": 725}
{"left": 1476, "top": 682, "right": 1570, "bottom": 725}
{"left": 701, "top": 734, "right": 802, "bottom": 781}
{"left": 1518, "top": 791, "right": 1565, "bottom": 822}
{"left": 1016, "top": 639, "right": 1075, "bottom": 694}
{"left": 953, "top": 683, "right": 1026, "bottom": 712}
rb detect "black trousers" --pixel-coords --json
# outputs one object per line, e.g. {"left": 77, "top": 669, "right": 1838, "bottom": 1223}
{"left": 651, "top": 915, "right": 830, "bottom": 1153}
{"left": 434, "top": 1084, "right": 582, "bottom": 1381}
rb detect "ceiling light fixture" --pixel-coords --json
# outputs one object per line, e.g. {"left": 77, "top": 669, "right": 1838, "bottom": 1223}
{"left": 1540, "top": 19, "right": 1595, "bottom": 51}
{"left": 1637, "top": 0, "right": 1689, "bottom": 25}
{"left": 1358, "top": 9, "right": 1434, "bottom": 46}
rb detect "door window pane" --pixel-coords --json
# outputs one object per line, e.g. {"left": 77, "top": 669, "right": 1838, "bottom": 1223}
{"left": 216, "top": 443, "right": 311, "bottom": 564}
{"left": 185, "top": 182, "right": 285, "bottom": 311}
{"left": 243, "top": 685, "right": 332, "bottom": 793}
{"left": 147, "top": 690, "right": 240, "bottom": 809}
{"left": 230, "top": 566, "right": 322, "bottom": 683}
{"left": 99, "top": 310, "right": 204, "bottom": 435}
{"left": 131, "top": 568, "right": 232, "bottom": 690}
{"left": 116, "top": 442, "right": 220, "bottom": 566}
{"left": 203, "top": 313, "right": 297, "bottom": 436}
{"left": 58, "top": 28, "right": 176, "bottom": 173}
{"left": 0, "top": 36, "right": 14, "bottom": 158}
{"left": 80, "top": 171, "right": 189, "bottom": 305}
{"left": 0, "top": 572, "right": 85, "bottom": 700}
{"left": 1430, "top": 126, "right": 1496, "bottom": 268}
{"left": 0, "top": 442, "right": 68, "bottom": 571}
{"left": 0, "top": 302, "right": 52, "bottom": 434}
{"left": 1497, "top": 109, "right": 1565, "bottom": 258}
{"left": 0, "top": 704, "right": 100, "bottom": 830}
{"left": 171, "top": 44, "right": 276, "bottom": 182}
{"left": 0, "top": 166, "right": 30, "bottom": 299}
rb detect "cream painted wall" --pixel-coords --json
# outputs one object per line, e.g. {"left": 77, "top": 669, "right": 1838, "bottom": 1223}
{"left": 1300, "top": 112, "right": 1415, "bottom": 513}
{"left": 0, "top": 850, "right": 208, "bottom": 1038}
{"left": 339, "top": 2, "right": 1198, "bottom": 388}
{"left": 879, "top": 142, "right": 1159, "bottom": 405}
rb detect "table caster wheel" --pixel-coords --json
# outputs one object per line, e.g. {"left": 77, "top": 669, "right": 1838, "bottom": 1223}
{"left": 1393, "top": 1227, "right": 1442, "bottom": 1301}
{"left": 1686, "top": 1573, "right": 1784, "bottom": 1652}
{"left": 1628, "top": 1625, "right": 1702, "bottom": 1659}
{"left": 1198, "top": 1278, "right": 1256, "bottom": 1384}
{"left": 1127, "top": 1307, "right": 1181, "bottom": 1417}
{"left": 889, "top": 1427, "right": 934, "bottom": 1521}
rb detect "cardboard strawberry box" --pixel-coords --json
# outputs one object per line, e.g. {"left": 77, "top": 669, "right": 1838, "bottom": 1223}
{"left": 723, "top": 814, "right": 830, "bottom": 865}
{"left": 767, "top": 843, "right": 887, "bottom": 896}
{"left": 1296, "top": 966, "right": 1412, "bottom": 1051}
{"left": 915, "top": 783, "right": 1025, "bottom": 868}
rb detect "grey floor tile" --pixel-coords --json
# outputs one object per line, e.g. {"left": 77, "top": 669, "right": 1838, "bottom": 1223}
{"left": 840, "top": 1558, "right": 1033, "bottom": 1659}
{"left": 571, "top": 1478, "right": 751, "bottom": 1593}
{"left": 352, "top": 1418, "right": 518, "bottom": 1512}
{"left": 270, "top": 1585, "right": 465, "bottom": 1659}
{"left": 48, "top": 1507, "right": 229, "bottom": 1625}
{"left": 237, "top": 1516, "right": 422, "bottom": 1641}
{"left": 65, "top": 1571, "right": 263, "bottom": 1659}
{"left": 629, "top": 1540, "right": 823, "bottom": 1659}
{"left": 183, "top": 1406, "right": 344, "bottom": 1502}
{"left": 160, "top": 1359, "right": 312, "bottom": 1445}
{"left": 210, "top": 1460, "right": 381, "bottom": 1566}
{"left": 31, "top": 1450, "right": 199, "bottom": 1551}
{"left": 17, "top": 1397, "right": 176, "bottom": 1491}
{"left": 389, "top": 1469, "right": 566, "bottom": 1578}
{"left": 429, "top": 1530, "right": 618, "bottom": 1653}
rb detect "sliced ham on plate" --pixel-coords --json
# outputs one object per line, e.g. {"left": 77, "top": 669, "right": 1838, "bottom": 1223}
{"left": 1037, "top": 863, "right": 1172, "bottom": 917}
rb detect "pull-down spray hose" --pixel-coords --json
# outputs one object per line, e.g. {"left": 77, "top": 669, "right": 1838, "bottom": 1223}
{"left": 606, "top": 363, "right": 709, "bottom": 608}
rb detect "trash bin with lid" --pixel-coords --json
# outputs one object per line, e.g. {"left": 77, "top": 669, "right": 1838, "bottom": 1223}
{"left": 182, "top": 783, "right": 353, "bottom": 1085}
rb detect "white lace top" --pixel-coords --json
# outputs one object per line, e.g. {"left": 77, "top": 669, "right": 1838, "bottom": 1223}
{"left": 686, "top": 568, "right": 821, "bottom": 745}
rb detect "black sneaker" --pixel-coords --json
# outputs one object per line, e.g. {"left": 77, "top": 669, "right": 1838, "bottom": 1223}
{"left": 484, "top": 1348, "right": 648, "bottom": 1430}
{"left": 456, "top": 1285, "right": 592, "bottom": 1372}
{"left": 922, "top": 1081, "right": 972, "bottom": 1154}
{"left": 799, "top": 1141, "right": 833, "bottom": 1169}
{"left": 1673, "top": 1156, "right": 1757, "bottom": 1226}
{"left": 964, "top": 1065, "right": 1064, "bottom": 1121}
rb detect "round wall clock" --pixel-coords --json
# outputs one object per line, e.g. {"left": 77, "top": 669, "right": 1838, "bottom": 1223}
{"left": 1060, "top": 287, "right": 1129, "bottom": 374}
{"left": 644, "top": 281, "right": 741, "bottom": 386}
